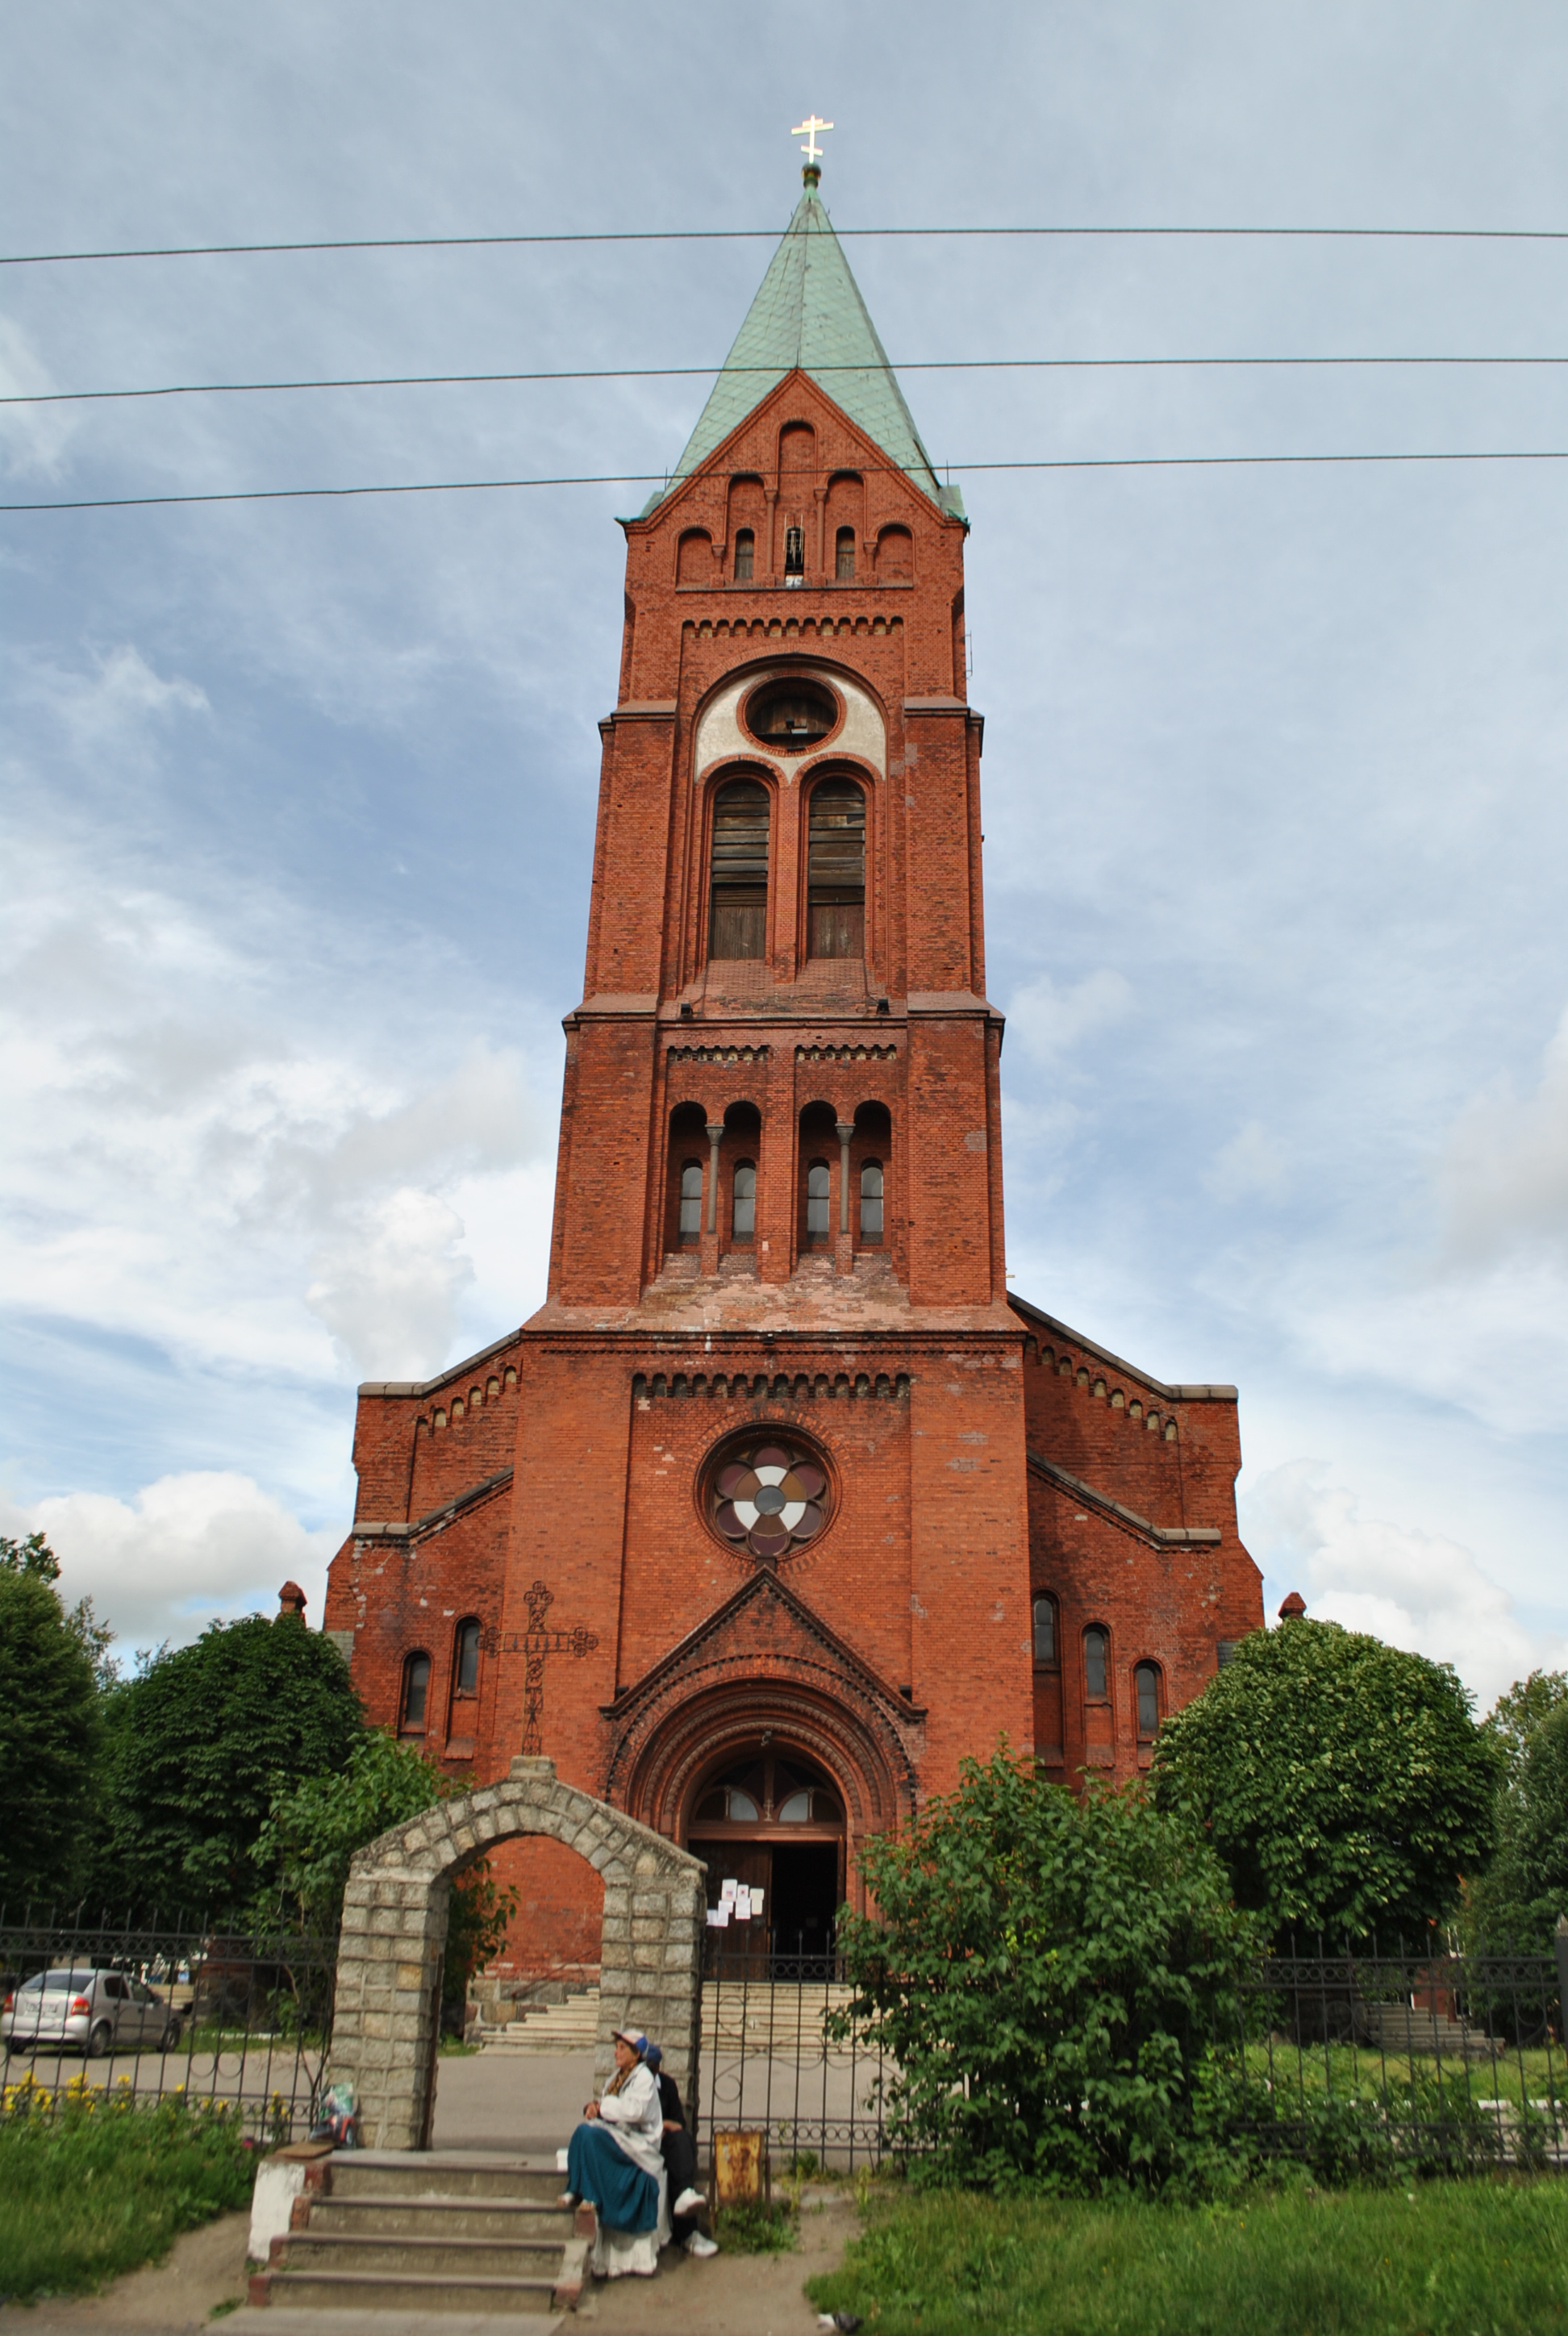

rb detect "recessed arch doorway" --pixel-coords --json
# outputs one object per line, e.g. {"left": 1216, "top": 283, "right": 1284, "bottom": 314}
{"left": 687, "top": 1738, "right": 847, "bottom": 1958}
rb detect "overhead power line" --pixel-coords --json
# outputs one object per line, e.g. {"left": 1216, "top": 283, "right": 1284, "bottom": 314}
{"left": 9, "top": 448, "right": 1568, "bottom": 515}
{"left": 10, "top": 352, "right": 1568, "bottom": 408}
{"left": 10, "top": 222, "right": 1568, "bottom": 268}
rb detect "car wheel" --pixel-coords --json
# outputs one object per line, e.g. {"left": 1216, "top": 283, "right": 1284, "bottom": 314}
{"left": 160, "top": 2019, "right": 182, "bottom": 2050}
{"left": 86, "top": 2021, "right": 113, "bottom": 2059}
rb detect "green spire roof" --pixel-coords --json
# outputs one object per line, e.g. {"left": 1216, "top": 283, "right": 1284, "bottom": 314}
{"left": 642, "top": 174, "right": 964, "bottom": 520}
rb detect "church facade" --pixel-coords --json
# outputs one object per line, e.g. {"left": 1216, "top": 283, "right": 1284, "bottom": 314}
{"left": 323, "top": 165, "right": 1263, "bottom": 1975}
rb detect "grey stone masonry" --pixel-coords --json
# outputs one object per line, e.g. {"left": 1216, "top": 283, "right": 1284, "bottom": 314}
{"left": 329, "top": 1757, "right": 707, "bottom": 2150}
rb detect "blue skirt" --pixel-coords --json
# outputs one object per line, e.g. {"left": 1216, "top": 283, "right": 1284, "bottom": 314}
{"left": 567, "top": 2119, "right": 660, "bottom": 2234}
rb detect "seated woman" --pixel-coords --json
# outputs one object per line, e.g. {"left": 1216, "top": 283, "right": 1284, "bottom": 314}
{"left": 561, "top": 2028, "right": 669, "bottom": 2279}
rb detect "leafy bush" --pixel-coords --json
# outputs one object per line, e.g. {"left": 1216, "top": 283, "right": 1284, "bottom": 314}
{"left": 0, "top": 2080, "right": 253, "bottom": 2301}
{"left": 1149, "top": 1620, "right": 1501, "bottom": 1946}
{"left": 835, "top": 1748, "right": 1256, "bottom": 2193}
{"left": 0, "top": 1536, "right": 106, "bottom": 1909}
{"left": 1466, "top": 1677, "right": 1568, "bottom": 1950}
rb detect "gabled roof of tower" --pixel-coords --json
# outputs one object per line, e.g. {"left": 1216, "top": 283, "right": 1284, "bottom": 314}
{"left": 641, "top": 173, "right": 964, "bottom": 520}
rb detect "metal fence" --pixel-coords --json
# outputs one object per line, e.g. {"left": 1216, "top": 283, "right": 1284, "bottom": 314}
{"left": 697, "top": 1949, "right": 888, "bottom": 2171}
{"left": 1216, "top": 1941, "right": 1566, "bottom": 2173}
{"left": 0, "top": 1912, "right": 337, "bottom": 2138}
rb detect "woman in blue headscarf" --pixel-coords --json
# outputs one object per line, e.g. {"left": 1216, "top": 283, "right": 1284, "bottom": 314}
{"left": 561, "top": 2028, "right": 669, "bottom": 2279}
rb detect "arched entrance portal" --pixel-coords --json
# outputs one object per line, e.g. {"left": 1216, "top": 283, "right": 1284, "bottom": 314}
{"left": 329, "top": 1756, "right": 707, "bottom": 2150}
{"left": 689, "top": 1741, "right": 847, "bottom": 1958}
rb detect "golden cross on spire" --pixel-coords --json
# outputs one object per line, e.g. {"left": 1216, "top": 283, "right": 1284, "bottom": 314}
{"left": 790, "top": 114, "right": 834, "bottom": 165}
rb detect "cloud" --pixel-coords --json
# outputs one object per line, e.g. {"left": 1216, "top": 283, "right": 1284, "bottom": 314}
{"left": 307, "top": 1187, "right": 472, "bottom": 1380}
{"left": 1241, "top": 1459, "right": 1566, "bottom": 1709}
{"left": 1439, "top": 1002, "right": 1568, "bottom": 1266}
{"left": 0, "top": 1473, "right": 340, "bottom": 1654}
{"left": 0, "top": 315, "right": 75, "bottom": 478}
{"left": 1007, "top": 970, "right": 1135, "bottom": 1066}
{"left": 19, "top": 644, "right": 211, "bottom": 759}
{"left": 1206, "top": 1119, "right": 1290, "bottom": 1203}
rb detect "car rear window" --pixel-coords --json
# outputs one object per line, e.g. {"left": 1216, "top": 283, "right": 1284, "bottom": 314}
{"left": 21, "top": 1972, "right": 95, "bottom": 1992}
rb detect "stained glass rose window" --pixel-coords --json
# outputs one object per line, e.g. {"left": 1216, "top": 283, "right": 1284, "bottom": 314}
{"left": 710, "top": 1438, "right": 830, "bottom": 1562}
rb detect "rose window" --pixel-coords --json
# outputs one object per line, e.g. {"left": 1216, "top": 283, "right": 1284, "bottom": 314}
{"left": 711, "top": 1439, "right": 829, "bottom": 1562}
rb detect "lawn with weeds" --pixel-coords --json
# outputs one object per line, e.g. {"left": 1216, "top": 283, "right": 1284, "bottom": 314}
{"left": 807, "top": 2178, "right": 1568, "bottom": 2334}
{"left": 714, "top": 2196, "right": 800, "bottom": 2253}
{"left": 0, "top": 2076, "right": 254, "bottom": 2302}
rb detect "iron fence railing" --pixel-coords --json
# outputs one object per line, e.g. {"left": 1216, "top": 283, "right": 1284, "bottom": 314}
{"left": 1214, "top": 1941, "right": 1566, "bottom": 2172}
{"left": 697, "top": 1948, "right": 887, "bottom": 2171}
{"left": 0, "top": 1910, "right": 337, "bottom": 2138}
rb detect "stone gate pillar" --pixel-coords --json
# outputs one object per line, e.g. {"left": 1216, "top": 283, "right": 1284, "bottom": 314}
{"left": 328, "top": 1756, "right": 707, "bottom": 2151}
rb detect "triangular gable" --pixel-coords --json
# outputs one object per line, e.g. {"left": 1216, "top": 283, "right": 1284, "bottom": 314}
{"left": 603, "top": 1562, "right": 924, "bottom": 1723}
{"left": 1026, "top": 1449, "right": 1221, "bottom": 1549}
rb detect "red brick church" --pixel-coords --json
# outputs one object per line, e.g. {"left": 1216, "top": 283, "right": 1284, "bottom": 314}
{"left": 323, "top": 158, "right": 1263, "bottom": 1976}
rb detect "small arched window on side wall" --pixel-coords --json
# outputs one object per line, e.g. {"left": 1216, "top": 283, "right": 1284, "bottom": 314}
{"left": 733, "top": 528, "right": 754, "bottom": 582}
{"left": 732, "top": 1160, "right": 756, "bottom": 1243}
{"left": 709, "top": 778, "right": 770, "bottom": 961}
{"left": 1134, "top": 1661, "right": 1162, "bottom": 1742}
{"left": 807, "top": 778, "right": 865, "bottom": 960}
{"left": 400, "top": 1652, "right": 431, "bottom": 1737}
{"left": 1083, "top": 1626, "right": 1109, "bottom": 1701}
{"left": 1032, "top": 1595, "right": 1058, "bottom": 1666}
{"left": 805, "top": 1159, "right": 832, "bottom": 1242}
{"left": 678, "top": 1161, "right": 703, "bottom": 1244}
{"left": 1032, "top": 1593, "right": 1063, "bottom": 1768}
{"left": 453, "top": 1618, "right": 482, "bottom": 1699}
{"left": 859, "top": 1159, "right": 884, "bottom": 1241}
{"left": 836, "top": 526, "right": 856, "bottom": 581}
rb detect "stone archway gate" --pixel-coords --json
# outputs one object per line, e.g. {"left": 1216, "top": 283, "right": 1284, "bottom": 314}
{"left": 328, "top": 1755, "right": 707, "bottom": 2150}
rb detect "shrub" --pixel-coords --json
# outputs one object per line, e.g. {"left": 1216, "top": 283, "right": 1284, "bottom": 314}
{"left": 1149, "top": 1620, "right": 1501, "bottom": 1946}
{"left": 835, "top": 1747, "right": 1256, "bottom": 2192}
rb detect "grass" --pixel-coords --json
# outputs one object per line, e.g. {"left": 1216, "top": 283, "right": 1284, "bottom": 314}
{"left": 807, "top": 2178, "right": 1568, "bottom": 2334}
{"left": 714, "top": 2196, "right": 800, "bottom": 2253}
{"left": 0, "top": 2075, "right": 254, "bottom": 2302}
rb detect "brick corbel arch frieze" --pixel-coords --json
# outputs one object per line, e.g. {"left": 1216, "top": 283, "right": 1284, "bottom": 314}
{"left": 329, "top": 1755, "right": 707, "bottom": 2150}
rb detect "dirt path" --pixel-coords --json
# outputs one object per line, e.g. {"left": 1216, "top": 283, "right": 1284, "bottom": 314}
{"left": 0, "top": 2209, "right": 251, "bottom": 2332}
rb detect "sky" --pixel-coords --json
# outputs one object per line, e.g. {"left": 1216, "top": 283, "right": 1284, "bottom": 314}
{"left": 3, "top": 0, "right": 1566, "bottom": 1704}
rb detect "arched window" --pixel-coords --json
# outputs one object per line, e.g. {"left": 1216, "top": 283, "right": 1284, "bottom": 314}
{"left": 732, "top": 1160, "right": 756, "bottom": 1241}
{"left": 1032, "top": 1595, "right": 1057, "bottom": 1666}
{"left": 677, "top": 528, "right": 711, "bottom": 584}
{"left": 1083, "top": 1626, "right": 1109, "bottom": 1701}
{"left": 709, "top": 778, "right": 769, "bottom": 960}
{"left": 859, "top": 1159, "right": 883, "bottom": 1241}
{"left": 807, "top": 778, "right": 865, "bottom": 959}
{"left": 784, "top": 524, "right": 805, "bottom": 576}
{"left": 836, "top": 526, "right": 856, "bottom": 581}
{"left": 805, "top": 1159, "right": 832, "bottom": 1241}
{"left": 1135, "top": 1662, "right": 1161, "bottom": 1740}
{"left": 453, "top": 1619, "right": 482, "bottom": 1698}
{"left": 400, "top": 1652, "right": 431, "bottom": 1735}
{"left": 678, "top": 1161, "right": 703, "bottom": 1244}
{"left": 733, "top": 528, "right": 754, "bottom": 581}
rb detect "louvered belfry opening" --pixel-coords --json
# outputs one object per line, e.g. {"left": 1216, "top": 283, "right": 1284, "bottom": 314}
{"left": 709, "top": 778, "right": 770, "bottom": 959}
{"left": 807, "top": 778, "right": 866, "bottom": 959}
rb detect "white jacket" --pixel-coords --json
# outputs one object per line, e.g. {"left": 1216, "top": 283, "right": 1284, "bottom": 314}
{"left": 596, "top": 2060, "right": 665, "bottom": 2179}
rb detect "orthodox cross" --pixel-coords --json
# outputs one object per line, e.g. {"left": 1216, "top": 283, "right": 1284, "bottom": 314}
{"left": 503, "top": 1579, "right": 599, "bottom": 1756}
{"left": 791, "top": 115, "right": 833, "bottom": 164}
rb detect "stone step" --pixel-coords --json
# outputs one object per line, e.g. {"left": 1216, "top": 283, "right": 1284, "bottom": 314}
{"left": 260, "top": 2270, "right": 561, "bottom": 2317}
{"left": 310, "top": 2200, "right": 573, "bottom": 2241}
{"left": 278, "top": 2234, "right": 566, "bottom": 2279}
{"left": 323, "top": 2153, "right": 562, "bottom": 2204}
{"left": 224, "top": 2313, "right": 563, "bottom": 2334}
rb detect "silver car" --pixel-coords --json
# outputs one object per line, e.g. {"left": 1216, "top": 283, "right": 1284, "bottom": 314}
{"left": 2, "top": 1967, "right": 183, "bottom": 2057}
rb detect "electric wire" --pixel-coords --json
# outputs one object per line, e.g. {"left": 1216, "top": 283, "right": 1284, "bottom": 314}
{"left": 10, "top": 222, "right": 1568, "bottom": 266}
{"left": 10, "top": 352, "right": 1568, "bottom": 408}
{"left": 10, "top": 447, "right": 1568, "bottom": 515}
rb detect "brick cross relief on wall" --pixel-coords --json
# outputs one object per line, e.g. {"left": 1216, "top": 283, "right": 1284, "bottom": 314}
{"left": 503, "top": 1579, "right": 599, "bottom": 1755}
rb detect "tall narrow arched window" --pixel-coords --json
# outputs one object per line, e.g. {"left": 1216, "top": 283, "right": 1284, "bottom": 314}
{"left": 1135, "top": 1662, "right": 1161, "bottom": 1740}
{"left": 453, "top": 1619, "right": 482, "bottom": 1697}
{"left": 807, "top": 779, "right": 865, "bottom": 960}
{"left": 732, "top": 1161, "right": 756, "bottom": 1241}
{"left": 1033, "top": 1595, "right": 1057, "bottom": 1666}
{"left": 784, "top": 524, "right": 805, "bottom": 576}
{"left": 400, "top": 1652, "right": 431, "bottom": 1735}
{"left": 859, "top": 1159, "right": 883, "bottom": 1241}
{"left": 733, "top": 528, "right": 754, "bottom": 582}
{"left": 678, "top": 1161, "right": 703, "bottom": 1244}
{"left": 1083, "top": 1626, "right": 1109, "bottom": 1701}
{"left": 709, "top": 778, "right": 769, "bottom": 961}
{"left": 836, "top": 526, "right": 856, "bottom": 581}
{"left": 805, "top": 1159, "right": 832, "bottom": 1241}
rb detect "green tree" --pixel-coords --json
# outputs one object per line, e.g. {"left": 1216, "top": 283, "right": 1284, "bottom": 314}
{"left": 836, "top": 1746, "right": 1255, "bottom": 2192}
{"left": 92, "top": 1614, "right": 364, "bottom": 1917}
{"left": 1149, "top": 1619, "right": 1502, "bottom": 1946}
{"left": 1484, "top": 1669, "right": 1568, "bottom": 1779}
{"left": 0, "top": 1536, "right": 102, "bottom": 1908}
{"left": 1467, "top": 1695, "right": 1568, "bottom": 1949}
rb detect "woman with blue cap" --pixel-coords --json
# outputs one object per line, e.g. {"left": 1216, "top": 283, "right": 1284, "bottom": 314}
{"left": 560, "top": 2028, "right": 669, "bottom": 2279}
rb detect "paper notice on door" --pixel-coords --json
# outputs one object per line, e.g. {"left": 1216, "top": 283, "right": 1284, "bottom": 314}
{"left": 749, "top": 1888, "right": 765, "bottom": 1914}
{"left": 735, "top": 1888, "right": 752, "bottom": 1919}
{"left": 707, "top": 1905, "right": 730, "bottom": 1926}
{"left": 721, "top": 1878, "right": 738, "bottom": 1901}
